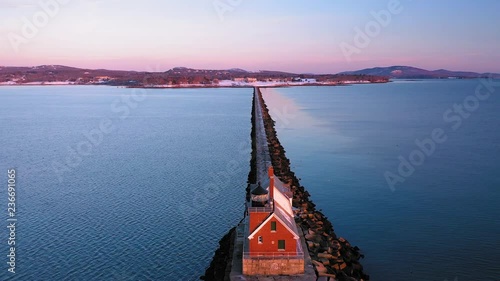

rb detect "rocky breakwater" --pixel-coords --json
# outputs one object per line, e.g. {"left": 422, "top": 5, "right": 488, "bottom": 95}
{"left": 201, "top": 227, "right": 236, "bottom": 281}
{"left": 256, "top": 88, "right": 369, "bottom": 281}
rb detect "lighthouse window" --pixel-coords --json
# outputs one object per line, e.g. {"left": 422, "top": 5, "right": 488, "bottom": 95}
{"left": 271, "top": 221, "right": 277, "bottom": 232}
{"left": 258, "top": 236, "right": 263, "bottom": 244}
{"left": 278, "top": 240, "right": 285, "bottom": 250}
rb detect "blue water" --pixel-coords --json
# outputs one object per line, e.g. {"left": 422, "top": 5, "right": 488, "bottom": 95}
{"left": 1, "top": 82, "right": 499, "bottom": 281}
{"left": 262, "top": 80, "right": 500, "bottom": 281}
{"left": 0, "top": 86, "right": 251, "bottom": 280}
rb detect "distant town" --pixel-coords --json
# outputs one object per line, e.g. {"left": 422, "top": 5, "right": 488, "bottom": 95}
{"left": 0, "top": 65, "right": 388, "bottom": 88}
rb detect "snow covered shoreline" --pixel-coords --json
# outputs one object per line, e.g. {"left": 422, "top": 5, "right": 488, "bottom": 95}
{"left": 0, "top": 80, "right": 382, "bottom": 87}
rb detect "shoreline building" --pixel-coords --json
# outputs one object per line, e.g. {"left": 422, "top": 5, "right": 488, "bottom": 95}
{"left": 242, "top": 166, "right": 305, "bottom": 275}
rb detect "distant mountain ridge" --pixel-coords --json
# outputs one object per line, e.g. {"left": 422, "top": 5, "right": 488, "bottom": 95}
{"left": 340, "top": 66, "right": 500, "bottom": 79}
{"left": 0, "top": 65, "right": 388, "bottom": 86}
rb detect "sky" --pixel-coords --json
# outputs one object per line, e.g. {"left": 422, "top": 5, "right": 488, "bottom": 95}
{"left": 0, "top": 0, "right": 499, "bottom": 73}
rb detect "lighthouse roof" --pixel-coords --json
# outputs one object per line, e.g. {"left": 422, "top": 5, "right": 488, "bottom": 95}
{"left": 248, "top": 200, "right": 300, "bottom": 240}
{"left": 251, "top": 182, "right": 268, "bottom": 195}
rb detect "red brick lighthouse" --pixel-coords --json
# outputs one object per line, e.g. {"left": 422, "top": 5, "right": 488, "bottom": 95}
{"left": 242, "top": 166, "right": 305, "bottom": 275}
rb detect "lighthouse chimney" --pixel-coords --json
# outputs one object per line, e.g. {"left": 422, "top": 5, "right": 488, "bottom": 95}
{"left": 268, "top": 166, "right": 275, "bottom": 199}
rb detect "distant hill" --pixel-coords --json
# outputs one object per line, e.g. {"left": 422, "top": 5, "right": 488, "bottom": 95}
{"left": 0, "top": 65, "right": 388, "bottom": 86}
{"left": 339, "top": 66, "right": 500, "bottom": 79}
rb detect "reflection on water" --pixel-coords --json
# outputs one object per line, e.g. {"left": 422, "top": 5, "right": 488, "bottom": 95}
{"left": 261, "top": 87, "right": 355, "bottom": 150}
{"left": 261, "top": 88, "right": 326, "bottom": 130}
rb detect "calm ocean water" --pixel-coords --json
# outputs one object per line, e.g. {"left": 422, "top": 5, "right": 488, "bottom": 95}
{"left": 1, "top": 82, "right": 498, "bottom": 281}
{"left": 0, "top": 86, "right": 251, "bottom": 280}
{"left": 262, "top": 80, "right": 500, "bottom": 281}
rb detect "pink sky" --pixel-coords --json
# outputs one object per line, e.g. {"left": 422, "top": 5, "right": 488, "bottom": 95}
{"left": 0, "top": 0, "right": 499, "bottom": 73}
